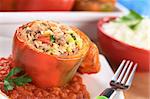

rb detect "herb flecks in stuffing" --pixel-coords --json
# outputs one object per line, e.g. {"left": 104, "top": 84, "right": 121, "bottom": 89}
{"left": 50, "top": 35, "right": 55, "bottom": 43}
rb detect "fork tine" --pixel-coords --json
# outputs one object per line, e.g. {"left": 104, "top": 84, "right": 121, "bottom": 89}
{"left": 121, "top": 62, "right": 133, "bottom": 84}
{"left": 125, "top": 63, "right": 138, "bottom": 86}
{"left": 111, "top": 60, "right": 126, "bottom": 81}
{"left": 116, "top": 60, "right": 130, "bottom": 83}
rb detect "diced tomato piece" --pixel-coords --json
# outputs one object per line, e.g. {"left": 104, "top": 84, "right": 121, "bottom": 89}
{"left": 38, "top": 35, "right": 50, "bottom": 44}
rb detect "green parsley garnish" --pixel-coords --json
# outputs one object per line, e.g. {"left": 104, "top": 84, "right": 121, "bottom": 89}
{"left": 4, "top": 67, "right": 32, "bottom": 91}
{"left": 116, "top": 10, "right": 143, "bottom": 29}
{"left": 50, "top": 35, "right": 55, "bottom": 43}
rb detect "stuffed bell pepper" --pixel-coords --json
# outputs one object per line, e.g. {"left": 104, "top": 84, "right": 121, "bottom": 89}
{"left": 12, "top": 20, "right": 100, "bottom": 88}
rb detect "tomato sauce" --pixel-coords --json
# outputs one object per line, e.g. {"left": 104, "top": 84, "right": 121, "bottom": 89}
{"left": 0, "top": 57, "right": 90, "bottom": 99}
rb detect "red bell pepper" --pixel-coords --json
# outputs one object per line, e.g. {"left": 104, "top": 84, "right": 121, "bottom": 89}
{"left": 0, "top": 0, "right": 75, "bottom": 11}
{"left": 12, "top": 26, "right": 96, "bottom": 88}
{"left": 16, "top": 0, "right": 75, "bottom": 11}
{"left": 78, "top": 42, "right": 100, "bottom": 74}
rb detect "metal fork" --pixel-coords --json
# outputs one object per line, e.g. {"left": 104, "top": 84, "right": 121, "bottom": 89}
{"left": 97, "top": 60, "right": 138, "bottom": 99}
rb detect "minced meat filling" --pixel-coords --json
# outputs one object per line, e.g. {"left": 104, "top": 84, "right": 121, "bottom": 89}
{"left": 19, "top": 20, "right": 83, "bottom": 56}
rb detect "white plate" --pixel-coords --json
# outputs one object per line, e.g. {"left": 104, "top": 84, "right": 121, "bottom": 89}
{"left": 0, "top": 37, "right": 124, "bottom": 99}
{"left": 0, "top": 7, "right": 127, "bottom": 98}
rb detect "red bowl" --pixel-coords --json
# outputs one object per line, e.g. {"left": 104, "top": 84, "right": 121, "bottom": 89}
{"left": 97, "top": 17, "right": 150, "bottom": 72}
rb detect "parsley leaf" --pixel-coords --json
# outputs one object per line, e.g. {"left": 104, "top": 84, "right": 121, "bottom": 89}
{"left": 116, "top": 10, "right": 143, "bottom": 29}
{"left": 13, "top": 74, "right": 32, "bottom": 86}
{"left": 4, "top": 67, "right": 32, "bottom": 91}
{"left": 5, "top": 67, "right": 22, "bottom": 80}
{"left": 4, "top": 80, "right": 14, "bottom": 91}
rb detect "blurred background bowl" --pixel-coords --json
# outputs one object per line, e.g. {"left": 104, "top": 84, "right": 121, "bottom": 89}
{"left": 97, "top": 17, "right": 150, "bottom": 72}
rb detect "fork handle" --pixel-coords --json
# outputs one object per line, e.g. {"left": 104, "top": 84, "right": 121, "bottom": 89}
{"left": 97, "top": 88, "right": 115, "bottom": 99}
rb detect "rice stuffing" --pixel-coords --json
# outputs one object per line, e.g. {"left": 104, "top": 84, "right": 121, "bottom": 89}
{"left": 19, "top": 20, "right": 83, "bottom": 56}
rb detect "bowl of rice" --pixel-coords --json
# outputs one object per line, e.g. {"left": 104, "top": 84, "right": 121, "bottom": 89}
{"left": 97, "top": 10, "right": 150, "bottom": 72}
